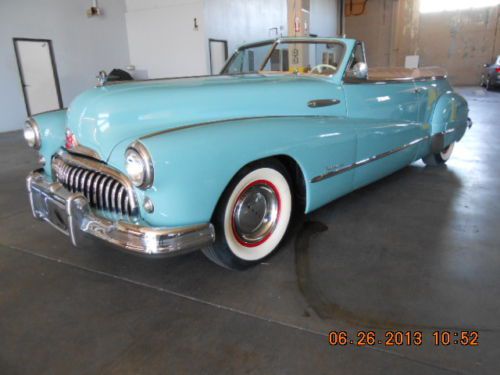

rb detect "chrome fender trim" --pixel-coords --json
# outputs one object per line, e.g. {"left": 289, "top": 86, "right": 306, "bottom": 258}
{"left": 311, "top": 126, "right": 463, "bottom": 184}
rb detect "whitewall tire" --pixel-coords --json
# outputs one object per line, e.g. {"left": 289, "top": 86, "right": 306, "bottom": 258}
{"left": 422, "top": 142, "right": 455, "bottom": 166}
{"left": 202, "top": 160, "right": 293, "bottom": 270}
{"left": 439, "top": 142, "right": 454, "bottom": 161}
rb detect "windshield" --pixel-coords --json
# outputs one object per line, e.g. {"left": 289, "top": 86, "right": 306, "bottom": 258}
{"left": 222, "top": 40, "right": 345, "bottom": 77}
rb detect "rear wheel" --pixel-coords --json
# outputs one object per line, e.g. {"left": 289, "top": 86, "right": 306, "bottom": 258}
{"left": 422, "top": 142, "right": 455, "bottom": 166}
{"left": 202, "top": 160, "right": 293, "bottom": 270}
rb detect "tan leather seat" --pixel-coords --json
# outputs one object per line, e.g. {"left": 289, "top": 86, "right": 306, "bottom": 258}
{"left": 367, "top": 66, "right": 447, "bottom": 81}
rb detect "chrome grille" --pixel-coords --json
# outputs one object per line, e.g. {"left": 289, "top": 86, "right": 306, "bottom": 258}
{"left": 52, "top": 156, "right": 135, "bottom": 216}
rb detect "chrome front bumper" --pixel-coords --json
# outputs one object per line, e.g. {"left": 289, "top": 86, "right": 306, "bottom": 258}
{"left": 26, "top": 171, "right": 215, "bottom": 256}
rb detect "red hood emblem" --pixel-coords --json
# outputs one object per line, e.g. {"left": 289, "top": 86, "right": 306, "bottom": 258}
{"left": 65, "top": 129, "right": 78, "bottom": 149}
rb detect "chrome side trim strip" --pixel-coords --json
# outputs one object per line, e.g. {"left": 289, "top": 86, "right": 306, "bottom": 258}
{"left": 311, "top": 135, "right": 430, "bottom": 183}
{"left": 344, "top": 76, "right": 447, "bottom": 84}
{"left": 311, "top": 127, "right": 461, "bottom": 183}
{"left": 140, "top": 115, "right": 336, "bottom": 140}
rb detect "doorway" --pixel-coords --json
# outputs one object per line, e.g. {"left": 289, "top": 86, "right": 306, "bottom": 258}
{"left": 208, "top": 39, "right": 228, "bottom": 75}
{"left": 13, "top": 38, "right": 63, "bottom": 116}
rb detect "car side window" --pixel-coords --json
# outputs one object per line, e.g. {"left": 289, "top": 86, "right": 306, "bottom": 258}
{"left": 345, "top": 42, "right": 368, "bottom": 80}
{"left": 349, "top": 43, "right": 366, "bottom": 70}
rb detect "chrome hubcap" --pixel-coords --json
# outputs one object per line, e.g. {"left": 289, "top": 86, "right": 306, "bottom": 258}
{"left": 232, "top": 182, "right": 280, "bottom": 245}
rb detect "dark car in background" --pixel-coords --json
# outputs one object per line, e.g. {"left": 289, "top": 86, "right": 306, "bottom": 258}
{"left": 480, "top": 55, "right": 500, "bottom": 90}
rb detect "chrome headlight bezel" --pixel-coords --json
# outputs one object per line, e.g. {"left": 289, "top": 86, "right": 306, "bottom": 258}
{"left": 23, "top": 118, "right": 41, "bottom": 150}
{"left": 125, "top": 141, "right": 154, "bottom": 189}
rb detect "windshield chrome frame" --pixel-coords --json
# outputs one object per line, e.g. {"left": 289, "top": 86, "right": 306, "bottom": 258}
{"left": 221, "top": 37, "right": 347, "bottom": 77}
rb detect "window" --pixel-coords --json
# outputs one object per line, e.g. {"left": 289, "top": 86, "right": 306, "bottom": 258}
{"left": 349, "top": 42, "right": 366, "bottom": 70}
{"left": 420, "top": 0, "right": 500, "bottom": 13}
{"left": 223, "top": 43, "right": 271, "bottom": 74}
{"left": 222, "top": 41, "right": 345, "bottom": 77}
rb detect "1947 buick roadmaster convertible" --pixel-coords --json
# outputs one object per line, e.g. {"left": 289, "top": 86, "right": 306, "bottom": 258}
{"left": 24, "top": 37, "right": 472, "bottom": 269}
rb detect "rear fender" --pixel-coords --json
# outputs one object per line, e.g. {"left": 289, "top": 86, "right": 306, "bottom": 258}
{"left": 429, "top": 92, "right": 469, "bottom": 153}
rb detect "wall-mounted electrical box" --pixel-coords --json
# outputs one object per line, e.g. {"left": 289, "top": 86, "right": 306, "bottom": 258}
{"left": 86, "top": 6, "right": 102, "bottom": 17}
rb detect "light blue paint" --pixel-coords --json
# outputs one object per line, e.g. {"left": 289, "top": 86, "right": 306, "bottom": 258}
{"left": 31, "top": 37, "right": 470, "bottom": 228}
{"left": 34, "top": 109, "right": 67, "bottom": 179}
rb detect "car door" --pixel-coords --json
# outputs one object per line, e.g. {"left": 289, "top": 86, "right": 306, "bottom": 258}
{"left": 342, "top": 43, "right": 424, "bottom": 189}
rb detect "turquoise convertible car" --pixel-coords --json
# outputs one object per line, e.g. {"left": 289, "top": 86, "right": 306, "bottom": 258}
{"left": 25, "top": 37, "right": 471, "bottom": 269}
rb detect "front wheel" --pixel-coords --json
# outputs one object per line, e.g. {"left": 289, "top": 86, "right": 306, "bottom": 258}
{"left": 422, "top": 142, "right": 455, "bottom": 166}
{"left": 202, "top": 160, "right": 293, "bottom": 270}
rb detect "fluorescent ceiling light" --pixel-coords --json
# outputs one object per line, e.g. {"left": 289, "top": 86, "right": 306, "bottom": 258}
{"left": 420, "top": 0, "right": 500, "bottom": 13}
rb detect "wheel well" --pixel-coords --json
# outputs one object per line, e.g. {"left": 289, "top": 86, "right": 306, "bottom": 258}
{"left": 273, "top": 155, "right": 307, "bottom": 213}
{"left": 211, "top": 155, "right": 307, "bottom": 221}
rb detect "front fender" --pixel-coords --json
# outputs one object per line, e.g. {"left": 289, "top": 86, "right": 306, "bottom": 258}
{"left": 32, "top": 109, "right": 67, "bottom": 177}
{"left": 110, "top": 116, "right": 357, "bottom": 227}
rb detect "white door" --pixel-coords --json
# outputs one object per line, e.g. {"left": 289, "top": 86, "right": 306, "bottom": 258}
{"left": 14, "top": 39, "right": 62, "bottom": 115}
{"left": 209, "top": 39, "right": 228, "bottom": 75}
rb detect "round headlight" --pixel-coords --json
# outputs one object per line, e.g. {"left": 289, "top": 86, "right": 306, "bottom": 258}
{"left": 23, "top": 119, "right": 41, "bottom": 149}
{"left": 125, "top": 142, "right": 154, "bottom": 189}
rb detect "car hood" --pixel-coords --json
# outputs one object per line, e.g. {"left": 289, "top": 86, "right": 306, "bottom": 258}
{"left": 66, "top": 74, "right": 340, "bottom": 160}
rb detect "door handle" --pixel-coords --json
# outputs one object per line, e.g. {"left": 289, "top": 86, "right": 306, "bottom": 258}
{"left": 414, "top": 87, "right": 422, "bottom": 94}
{"left": 308, "top": 99, "right": 340, "bottom": 108}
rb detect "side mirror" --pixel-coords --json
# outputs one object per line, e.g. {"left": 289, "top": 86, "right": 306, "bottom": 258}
{"left": 351, "top": 62, "right": 368, "bottom": 79}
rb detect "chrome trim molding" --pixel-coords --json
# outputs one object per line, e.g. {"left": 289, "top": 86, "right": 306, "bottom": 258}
{"left": 104, "top": 73, "right": 216, "bottom": 86}
{"left": 127, "top": 141, "right": 155, "bottom": 189}
{"left": 308, "top": 99, "right": 341, "bottom": 108}
{"left": 27, "top": 171, "right": 215, "bottom": 256}
{"left": 55, "top": 150, "right": 139, "bottom": 215}
{"left": 25, "top": 118, "right": 41, "bottom": 150}
{"left": 312, "top": 127, "right": 461, "bottom": 183}
{"left": 68, "top": 144, "right": 102, "bottom": 160}
{"left": 140, "top": 115, "right": 336, "bottom": 140}
{"left": 311, "top": 135, "right": 430, "bottom": 183}
{"left": 344, "top": 76, "right": 447, "bottom": 84}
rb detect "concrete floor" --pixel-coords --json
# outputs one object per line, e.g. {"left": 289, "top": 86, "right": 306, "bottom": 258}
{"left": 1, "top": 87, "right": 499, "bottom": 374}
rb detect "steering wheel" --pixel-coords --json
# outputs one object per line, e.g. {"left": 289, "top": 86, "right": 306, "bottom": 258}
{"left": 311, "top": 64, "right": 337, "bottom": 75}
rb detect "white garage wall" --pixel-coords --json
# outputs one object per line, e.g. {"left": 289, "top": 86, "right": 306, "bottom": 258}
{"left": 125, "top": 0, "right": 337, "bottom": 78}
{"left": 204, "top": 0, "right": 288, "bottom": 55}
{"left": 125, "top": 0, "right": 208, "bottom": 78}
{"left": 0, "top": 0, "right": 130, "bottom": 133}
{"left": 310, "top": 0, "right": 338, "bottom": 37}
{"left": 124, "top": 0, "right": 287, "bottom": 78}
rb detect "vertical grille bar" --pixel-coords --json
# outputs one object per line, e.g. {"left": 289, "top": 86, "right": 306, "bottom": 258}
{"left": 80, "top": 170, "right": 89, "bottom": 196}
{"left": 110, "top": 182, "right": 120, "bottom": 212}
{"left": 116, "top": 186, "right": 124, "bottom": 214}
{"left": 74, "top": 169, "right": 84, "bottom": 192}
{"left": 99, "top": 176, "right": 110, "bottom": 210}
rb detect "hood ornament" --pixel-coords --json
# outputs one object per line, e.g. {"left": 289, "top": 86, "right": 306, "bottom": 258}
{"left": 96, "top": 70, "right": 108, "bottom": 87}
